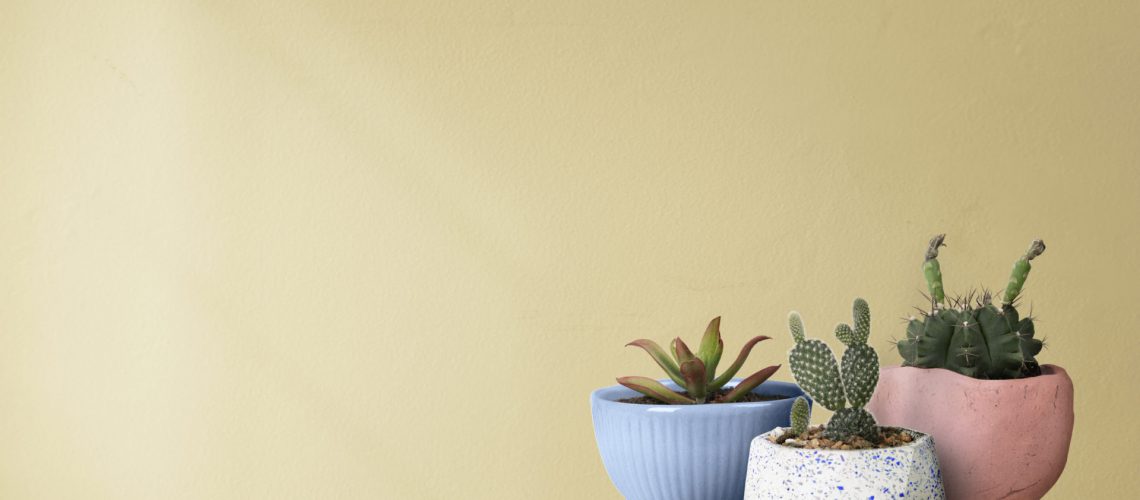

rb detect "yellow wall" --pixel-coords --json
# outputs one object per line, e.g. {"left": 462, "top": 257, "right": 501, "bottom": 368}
{"left": 2, "top": 1, "right": 1138, "bottom": 498}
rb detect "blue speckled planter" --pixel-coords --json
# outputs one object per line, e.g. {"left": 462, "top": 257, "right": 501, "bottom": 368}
{"left": 591, "top": 379, "right": 807, "bottom": 500}
{"left": 744, "top": 427, "right": 945, "bottom": 499}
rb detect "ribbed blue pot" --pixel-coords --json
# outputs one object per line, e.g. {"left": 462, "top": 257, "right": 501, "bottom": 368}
{"left": 591, "top": 379, "right": 807, "bottom": 500}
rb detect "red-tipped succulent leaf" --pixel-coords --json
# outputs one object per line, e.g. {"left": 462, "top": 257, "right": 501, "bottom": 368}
{"left": 709, "top": 335, "right": 772, "bottom": 391}
{"left": 672, "top": 337, "right": 696, "bottom": 365}
{"left": 626, "top": 339, "right": 685, "bottom": 386}
{"left": 720, "top": 364, "right": 781, "bottom": 403}
{"left": 617, "top": 376, "right": 695, "bottom": 404}
{"left": 679, "top": 358, "right": 708, "bottom": 402}
{"left": 696, "top": 317, "right": 724, "bottom": 382}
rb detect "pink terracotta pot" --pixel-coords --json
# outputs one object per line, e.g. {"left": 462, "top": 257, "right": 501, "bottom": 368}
{"left": 865, "top": 364, "right": 1074, "bottom": 500}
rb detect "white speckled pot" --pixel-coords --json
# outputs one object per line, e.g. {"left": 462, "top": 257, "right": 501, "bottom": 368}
{"left": 744, "top": 427, "right": 945, "bottom": 499}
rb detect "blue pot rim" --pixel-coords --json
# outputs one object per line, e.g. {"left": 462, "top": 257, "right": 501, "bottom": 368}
{"left": 591, "top": 379, "right": 806, "bottom": 415}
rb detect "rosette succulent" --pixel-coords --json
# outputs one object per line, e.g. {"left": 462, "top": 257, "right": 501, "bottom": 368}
{"left": 618, "top": 317, "right": 781, "bottom": 404}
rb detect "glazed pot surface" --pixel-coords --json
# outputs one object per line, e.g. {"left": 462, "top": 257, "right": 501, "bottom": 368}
{"left": 866, "top": 364, "right": 1074, "bottom": 500}
{"left": 591, "top": 379, "right": 806, "bottom": 500}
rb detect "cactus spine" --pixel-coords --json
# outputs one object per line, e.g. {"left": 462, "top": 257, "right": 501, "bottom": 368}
{"left": 787, "top": 299, "right": 881, "bottom": 442}
{"left": 899, "top": 236, "right": 1047, "bottom": 379}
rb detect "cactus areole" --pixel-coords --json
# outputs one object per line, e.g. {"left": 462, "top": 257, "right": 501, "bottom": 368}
{"left": 896, "top": 235, "right": 1048, "bottom": 379}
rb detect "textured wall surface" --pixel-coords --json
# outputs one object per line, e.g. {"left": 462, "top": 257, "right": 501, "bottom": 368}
{"left": 2, "top": 2, "right": 1138, "bottom": 498}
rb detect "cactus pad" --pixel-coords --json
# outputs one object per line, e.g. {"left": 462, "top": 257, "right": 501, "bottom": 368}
{"left": 834, "top": 323, "right": 856, "bottom": 346}
{"left": 788, "top": 312, "right": 806, "bottom": 344}
{"left": 788, "top": 339, "right": 845, "bottom": 411}
{"left": 824, "top": 408, "right": 877, "bottom": 441}
{"left": 840, "top": 343, "right": 879, "bottom": 408}
{"left": 852, "top": 298, "right": 871, "bottom": 344}
{"left": 790, "top": 396, "right": 810, "bottom": 436}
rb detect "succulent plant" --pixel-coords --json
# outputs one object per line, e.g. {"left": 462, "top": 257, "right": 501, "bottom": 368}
{"left": 787, "top": 299, "right": 881, "bottom": 441}
{"left": 895, "top": 235, "right": 1047, "bottom": 379}
{"left": 618, "top": 317, "right": 781, "bottom": 404}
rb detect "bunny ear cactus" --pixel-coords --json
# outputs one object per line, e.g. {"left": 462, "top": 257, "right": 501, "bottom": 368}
{"left": 787, "top": 299, "right": 881, "bottom": 442}
{"left": 619, "top": 317, "right": 781, "bottom": 404}
{"left": 896, "top": 235, "right": 1047, "bottom": 379}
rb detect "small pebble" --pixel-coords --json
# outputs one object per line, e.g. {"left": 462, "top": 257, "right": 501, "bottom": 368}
{"left": 776, "top": 426, "right": 918, "bottom": 450}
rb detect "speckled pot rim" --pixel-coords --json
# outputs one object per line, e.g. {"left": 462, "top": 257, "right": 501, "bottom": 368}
{"left": 755, "top": 426, "right": 932, "bottom": 453}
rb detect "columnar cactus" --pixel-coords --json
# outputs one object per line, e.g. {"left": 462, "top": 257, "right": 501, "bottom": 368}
{"left": 619, "top": 317, "right": 782, "bottom": 404}
{"left": 896, "top": 235, "right": 1046, "bottom": 379}
{"left": 787, "top": 298, "right": 881, "bottom": 441}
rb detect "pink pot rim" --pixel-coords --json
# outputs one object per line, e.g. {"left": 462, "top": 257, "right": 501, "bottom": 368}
{"left": 880, "top": 363, "right": 1069, "bottom": 384}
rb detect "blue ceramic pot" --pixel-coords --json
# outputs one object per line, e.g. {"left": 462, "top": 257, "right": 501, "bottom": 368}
{"left": 591, "top": 379, "right": 807, "bottom": 500}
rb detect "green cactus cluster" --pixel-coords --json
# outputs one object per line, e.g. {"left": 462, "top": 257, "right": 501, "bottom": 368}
{"left": 787, "top": 298, "right": 881, "bottom": 442}
{"left": 896, "top": 235, "right": 1047, "bottom": 379}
